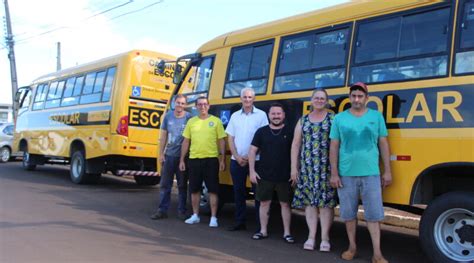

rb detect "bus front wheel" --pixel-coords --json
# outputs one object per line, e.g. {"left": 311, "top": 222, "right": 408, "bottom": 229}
{"left": 70, "top": 150, "right": 100, "bottom": 184}
{"left": 420, "top": 191, "right": 474, "bottom": 263}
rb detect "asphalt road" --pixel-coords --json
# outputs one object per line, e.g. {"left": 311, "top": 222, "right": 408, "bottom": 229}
{"left": 0, "top": 162, "right": 429, "bottom": 263}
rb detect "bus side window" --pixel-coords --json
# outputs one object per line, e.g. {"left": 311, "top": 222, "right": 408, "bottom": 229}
{"left": 32, "top": 83, "right": 49, "bottom": 111}
{"left": 80, "top": 71, "right": 104, "bottom": 104}
{"left": 224, "top": 41, "right": 273, "bottom": 97}
{"left": 101, "top": 67, "right": 116, "bottom": 102}
{"left": 455, "top": 0, "right": 474, "bottom": 74}
{"left": 274, "top": 26, "right": 349, "bottom": 92}
{"left": 62, "top": 76, "right": 83, "bottom": 107}
{"left": 351, "top": 6, "right": 451, "bottom": 83}
{"left": 45, "top": 80, "right": 65, "bottom": 109}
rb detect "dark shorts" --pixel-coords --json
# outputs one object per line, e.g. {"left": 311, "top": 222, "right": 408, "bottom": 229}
{"left": 256, "top": 179, "right": 291, "bottom": 203}
{"left": 188, "top": 158, "right": 219, "bottom": 194}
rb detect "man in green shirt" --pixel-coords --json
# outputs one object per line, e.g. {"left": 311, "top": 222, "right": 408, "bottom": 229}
{"left": 329, "top": 82, "right": 392, "bottom": 263}
{"left": 179, "top": 96, "right": 226, "bottom": 227}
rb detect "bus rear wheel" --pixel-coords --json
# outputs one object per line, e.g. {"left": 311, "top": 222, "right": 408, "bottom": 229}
{"left": 420, "top": 191, "right": 474, "bottom": 263}
{"left": 70, "top": 150, "right": 100, "bottom": 184}
{"left": 134, "top": 176, "right": 160, "bottom": 186}
{"left": 22, "top": 149, "right": 36, "bottom": 170}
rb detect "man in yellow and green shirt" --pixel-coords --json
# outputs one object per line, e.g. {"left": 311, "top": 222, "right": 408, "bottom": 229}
{"left": 179, "top": 96, "right": 226, "bottom": 227}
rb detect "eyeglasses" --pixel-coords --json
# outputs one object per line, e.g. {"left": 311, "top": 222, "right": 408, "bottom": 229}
{"left": 196, "top": 103, "right": 209, "bottom": 107}
{"left": 313, "top": 97, "right": 327, "bottom": 101}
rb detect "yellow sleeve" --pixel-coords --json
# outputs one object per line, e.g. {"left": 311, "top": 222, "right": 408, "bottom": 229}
{"left": 182, "top": 118, "right": 192, "bottom": 139}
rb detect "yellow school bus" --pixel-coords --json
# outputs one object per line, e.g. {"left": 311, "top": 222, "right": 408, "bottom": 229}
{"left": 14, "top": 50, "right": 176, "bottom": 185}
{"left": 167, "top": 1, "right": 473, "bottom": 262}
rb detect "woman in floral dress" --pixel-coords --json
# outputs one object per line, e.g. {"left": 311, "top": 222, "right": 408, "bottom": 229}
{"left": 291, "top": 88, "right": 337, "bottom": 251}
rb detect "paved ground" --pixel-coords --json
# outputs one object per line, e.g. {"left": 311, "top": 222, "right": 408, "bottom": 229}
{"left": 0, "top": 162, "right": 429, "bottom": 263}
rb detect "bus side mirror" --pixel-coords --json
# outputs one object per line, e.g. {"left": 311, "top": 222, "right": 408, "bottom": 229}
{"left": 14, "top": 90, "right": 22, "bottom": 103}
{"left": 173, "top": 64, "right": 183, "bottom": 84}
{"left": 156, "top": 60, "right": 166, "bottom": 74}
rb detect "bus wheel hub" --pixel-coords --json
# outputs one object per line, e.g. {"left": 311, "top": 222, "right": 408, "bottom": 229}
{"left": 455, "top": 220, "right": 474, "bottom": 245}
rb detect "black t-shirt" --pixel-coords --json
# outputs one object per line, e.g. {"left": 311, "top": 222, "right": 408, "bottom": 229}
{"left": 251, "top": 125, "right": 293, "bottom": 182}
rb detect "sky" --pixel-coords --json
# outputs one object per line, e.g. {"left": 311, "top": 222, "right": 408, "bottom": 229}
{"left": 0, "top": 0, "right": 348, "bottom": 105}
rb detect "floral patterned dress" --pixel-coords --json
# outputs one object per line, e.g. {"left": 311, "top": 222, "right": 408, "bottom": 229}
{"left": 292, "top": 112, "right": 338, "bottom": 208}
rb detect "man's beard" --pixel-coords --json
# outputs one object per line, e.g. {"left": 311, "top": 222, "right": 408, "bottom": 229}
{"left": 270, "top": 119, "right": 284, "bottom": 127}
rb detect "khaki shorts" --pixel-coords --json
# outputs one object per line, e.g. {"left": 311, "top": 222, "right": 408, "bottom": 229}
{"left": 256, "top": 179, "right": 291, "bottom": 203}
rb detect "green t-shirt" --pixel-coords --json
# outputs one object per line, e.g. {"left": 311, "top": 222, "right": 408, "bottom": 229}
{"left": 182, "top": 115, "right": 226, "bottom": 159}
{"left": 329, "top": 108, "right": 388, "bottom": 176}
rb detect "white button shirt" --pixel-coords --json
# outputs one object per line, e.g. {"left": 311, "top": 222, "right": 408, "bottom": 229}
{"left": 225, "top": 106, "right": 268, "bottom": 161}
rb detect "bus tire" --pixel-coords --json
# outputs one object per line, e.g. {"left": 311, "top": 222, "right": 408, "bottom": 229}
{"left": 0, "top": 146, "right": 11, "bottom": 163}
{"left": 419, "top": 191, "right": 474, "bottom": 263}
{"left": 134, "top": 176, "right": 160, "bottom": 186}
{"left": 22, "top": 149, "right": 36, "bottom": 171}
{"left": 70, "top": 150, "right": 92, "bottom": 184}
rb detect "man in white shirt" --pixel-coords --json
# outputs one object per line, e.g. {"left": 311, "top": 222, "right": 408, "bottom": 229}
{"left": 225, "top": 87, "right": 268, "bottom": 231}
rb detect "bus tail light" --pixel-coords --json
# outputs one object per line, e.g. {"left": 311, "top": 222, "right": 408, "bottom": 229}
{"left": 117, "top": 116, "right": 129, "bottom": 136}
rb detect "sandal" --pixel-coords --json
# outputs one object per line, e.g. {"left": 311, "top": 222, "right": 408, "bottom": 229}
{"left": 303, "top": 239, "right": 315, "bottom": 250}
{"left": 319, "top": 240, "right": 331, "bottom": 252}
{"left": 252, "top": 232, "right": 268, "bottom": 240}
{"left": 283, "top": 235, "right": 295, "bottom": 244}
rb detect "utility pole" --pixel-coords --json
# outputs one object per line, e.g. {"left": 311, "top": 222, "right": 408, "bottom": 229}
{"left": 3, "top": 0, "right": 18, "bottom": 122}
{"left": 56, "top": 42, "right": 61, "bottom": 71}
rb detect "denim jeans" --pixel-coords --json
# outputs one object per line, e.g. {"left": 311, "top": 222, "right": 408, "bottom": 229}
{"left": 337, "top": 175, "right": 384, "bottom": 221}
{"left": 230, "top": 159, "right": 260, "bottom": 229}
{"left": 158, "top": 155, "right": 188, "bottom": 214}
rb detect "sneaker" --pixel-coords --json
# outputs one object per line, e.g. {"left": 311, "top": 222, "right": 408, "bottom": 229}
{"left": 209, "top": 216, "right": 218, "bottom": 227}
{"left": 185, "top": 214, "right": 200, "bottom": 224}
{"left": 177, "top": 212, "right": 187, "bottom": 220}
{"left": 150, "top": 211, "right": 167, "bottom": 220}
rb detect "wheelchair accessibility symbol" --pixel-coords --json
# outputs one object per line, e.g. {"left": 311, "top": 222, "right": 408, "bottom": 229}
{"left": 220, "top": 110, "right": 230, "bottom": 125}
{"left": 132, "top": 86, "right": 141, "bottom": 97}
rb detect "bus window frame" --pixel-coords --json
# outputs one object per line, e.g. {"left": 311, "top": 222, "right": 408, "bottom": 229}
{"left": 273, "top": 22, "right": 353, "bottom": 94}
{"left": 453, "top": 0, "right": 474, "bottom": 76}
{"left": 223, "top": 39, "right": 275, "bottom": 99}
{"left": 349, "top": 2, "right": 455, "bottom": 85}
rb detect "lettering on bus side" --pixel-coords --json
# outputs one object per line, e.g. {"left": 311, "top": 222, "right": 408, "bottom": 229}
{"left": 49, "top": 112, "right": 81, "bottom": 125}
{"left": 149, "top": 59, "right": 175, "bottom": 79}
{"left": 128, "top": 106, "right": 163, "bottom": 129}
{"left": 302, "top": 85, "right": 473, "bottom": 129}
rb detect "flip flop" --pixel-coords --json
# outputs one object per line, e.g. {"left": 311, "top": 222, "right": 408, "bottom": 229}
{"left": 303, "top": 239, "right": 315, "bottom": 250}
{"left": 319, "top": 240, "right": 331, "bottom": 252}
{"left": 283, "top": 235, "right": 295, "bottom": 244}
{"left": 252, "top": 232, "right": 268, "bottom": 240}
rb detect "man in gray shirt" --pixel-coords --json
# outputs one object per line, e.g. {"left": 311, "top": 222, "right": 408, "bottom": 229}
{"left": 151, "top": 95, "right": 191, "bottom": 220}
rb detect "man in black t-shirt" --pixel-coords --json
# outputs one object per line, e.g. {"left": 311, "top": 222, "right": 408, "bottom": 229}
{"left": 248, "top": 103, "right": 295, "bottom": 243}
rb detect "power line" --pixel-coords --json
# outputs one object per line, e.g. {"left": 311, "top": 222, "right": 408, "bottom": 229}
{"left": 14, "top": 0, "right": 134, "bottom": 44}
{"left": 109, "top": 0, "right": 163, "bottom": 20}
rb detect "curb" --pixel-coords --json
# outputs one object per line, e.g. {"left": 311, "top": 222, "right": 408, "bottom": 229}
{"left": 293, "top": 207, "right": 420, "bottom": 230}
